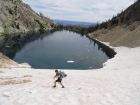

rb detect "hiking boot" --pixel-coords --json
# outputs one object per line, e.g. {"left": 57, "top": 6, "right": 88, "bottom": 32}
{"left": 62, "top": 86, "right": 65, "bottom": 88}
{"left": 53, "top": 86, "right": 56, "bottom": 88}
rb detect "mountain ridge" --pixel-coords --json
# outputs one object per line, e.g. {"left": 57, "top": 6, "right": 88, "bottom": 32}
{"left": 0, "top": 0, "right": 54, "bottom": 37}
{"left": 88, "top": 0, "right": 140, "bottom": 48}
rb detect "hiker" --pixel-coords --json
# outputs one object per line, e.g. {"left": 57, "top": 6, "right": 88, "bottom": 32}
{"left": 53, "top": 69, "right": 65, "bottom": 88}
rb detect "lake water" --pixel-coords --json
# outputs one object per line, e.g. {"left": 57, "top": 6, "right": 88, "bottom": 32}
{"left": 10, "top": 30, "right": 115, "bottom": 69}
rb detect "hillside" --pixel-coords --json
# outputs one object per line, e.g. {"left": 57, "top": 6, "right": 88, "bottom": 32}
{"left": 0, "top": 0, "right": 54, "bottom": 37}
{"left": 88, "top": 0, "right": 140, "bottom": 48}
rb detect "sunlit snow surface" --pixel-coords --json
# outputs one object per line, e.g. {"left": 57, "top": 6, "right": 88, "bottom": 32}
{"left": 0, "top": 46, "right": 140, "bottom": 105}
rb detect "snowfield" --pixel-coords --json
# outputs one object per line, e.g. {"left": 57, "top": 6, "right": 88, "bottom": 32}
{"left": 0, "top": 46, "right": 140, "bottom": 105}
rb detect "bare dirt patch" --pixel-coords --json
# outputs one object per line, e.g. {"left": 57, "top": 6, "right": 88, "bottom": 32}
{"left": 0, "top": 79, "right": 32, "bottom": 85}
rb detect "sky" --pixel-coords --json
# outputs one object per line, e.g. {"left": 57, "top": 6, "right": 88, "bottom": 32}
{"left": 22, "top": 0, "right": 134, "bottom": 23}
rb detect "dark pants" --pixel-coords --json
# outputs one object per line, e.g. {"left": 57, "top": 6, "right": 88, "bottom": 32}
{"left": 56, "top": 78, "right": 62, "bottom": 82}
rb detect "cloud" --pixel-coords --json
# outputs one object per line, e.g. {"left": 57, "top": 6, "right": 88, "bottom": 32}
{"left": 22, "top": 0, "right": 134, "bottom": 22}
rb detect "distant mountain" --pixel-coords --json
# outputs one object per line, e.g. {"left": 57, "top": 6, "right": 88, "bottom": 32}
{"left": 53, "top": 20, "right": 95, "bottom": 27}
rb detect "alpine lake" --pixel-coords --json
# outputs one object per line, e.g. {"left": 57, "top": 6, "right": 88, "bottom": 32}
{"left": 1, "top": 30, "right": 116, "bottom": 69}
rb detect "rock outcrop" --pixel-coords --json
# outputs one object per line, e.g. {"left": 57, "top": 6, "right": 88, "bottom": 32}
{"left": 0, "top": 52, "right": 31, "bottom": 68}
{"left": 0, "top": 0, "right": 54, "bottom": 36}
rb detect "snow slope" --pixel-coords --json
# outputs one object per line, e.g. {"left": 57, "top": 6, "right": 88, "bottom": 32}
{"left": 0, "top": 46, "right": 140, "bottom": 105}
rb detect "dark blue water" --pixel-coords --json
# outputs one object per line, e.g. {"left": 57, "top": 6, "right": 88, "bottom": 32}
{"left": 12, "top": 30, "right": 110, "bottom": 69}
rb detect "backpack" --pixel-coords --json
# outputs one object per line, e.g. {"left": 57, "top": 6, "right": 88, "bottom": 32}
{"left": 59, "top": 71, "right": 67, "bottom": 78}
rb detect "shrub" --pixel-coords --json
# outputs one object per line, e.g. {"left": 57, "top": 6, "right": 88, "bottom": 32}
{"left": 34, "top": 19, "right": 44, "bottom": 29}
{"left": 16, "top": 23, "right": 20, "bottom": 29}
{"left": 39, "top": 28, "right": 45, "bottom": 34}
{"left": 1, "top": 27, "right": 10, "bottom": 39}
